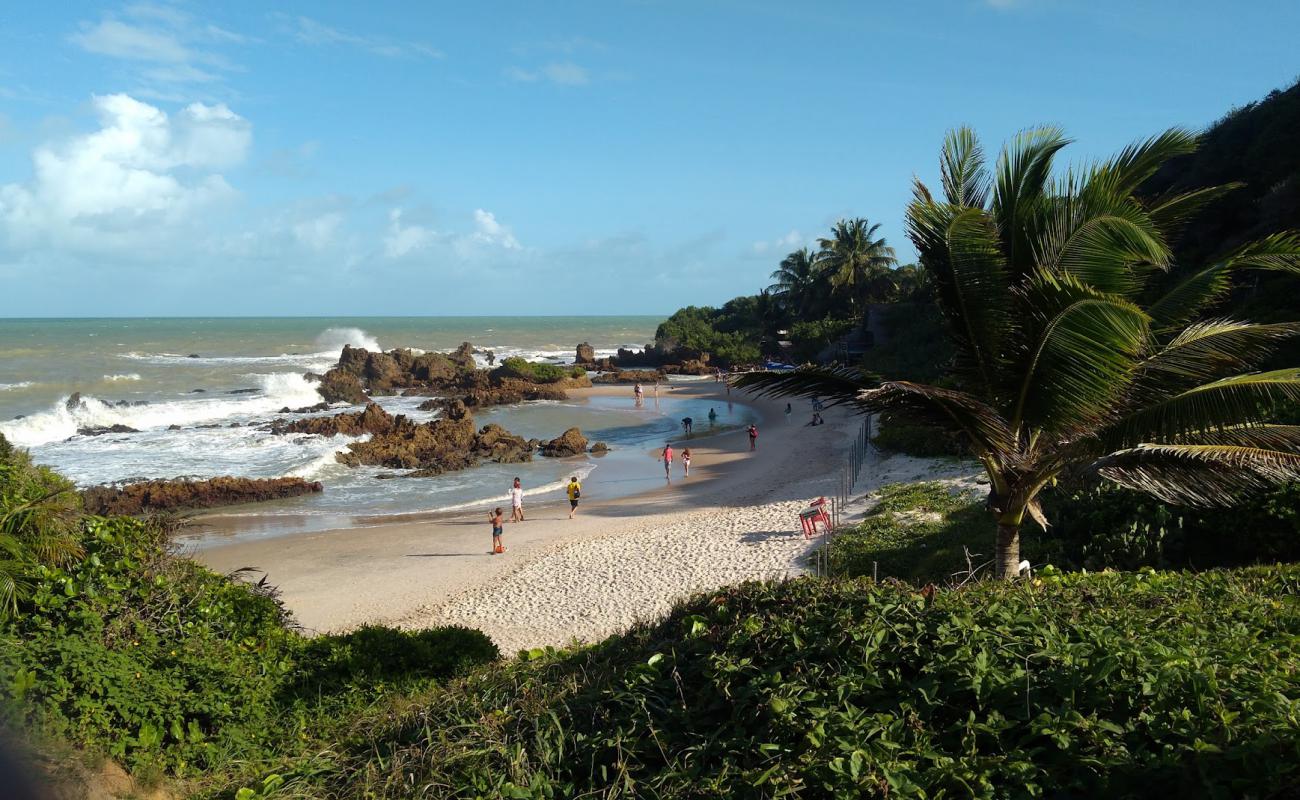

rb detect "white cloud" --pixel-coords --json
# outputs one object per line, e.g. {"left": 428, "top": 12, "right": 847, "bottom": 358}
{"left": 69, "top": 19, "right": 192, "bottom": 63}
{"left": 383, "top": 208, "right": 437, "bottom": 258}
{"left": 471, "top": 209, "right": 521, "bottom": 250}
{"left": 751, "top": 229, "right": 805, "bottom": 254}
{"left": 292, "top": 212, "right": 343, "bottom": 251}
{"left": 286, "top": 16, "right": 444, "bottom": 59}
{"left": 68, "top": 7, "right": 244, "bottom": 93}
{"left": 506, "top": 61, "right": 591, "bottom": 86}
{"left": 0, "top": 93, "right": 250, "bottom": 251}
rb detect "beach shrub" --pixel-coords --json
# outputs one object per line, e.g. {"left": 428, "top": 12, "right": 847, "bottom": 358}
{"left": 789, "top": 315, "right": 854, "bottom": 362}
{"left": 272, "top": 566, "right": 1300, "bottom": 798}
{"left": 1040, "top": 480, "right": 1300, "bottom": 572}
{"left": 655, "top": 306, "right": 763, "bottom": 366}
{"left": 871, "top": 414, "right": 965, "bottom": 458}
{"left": 495, "top": 357, "right": 586, "bottom": 383}
{"left": 0, "top": 514, "right": 299, "bottom": 778}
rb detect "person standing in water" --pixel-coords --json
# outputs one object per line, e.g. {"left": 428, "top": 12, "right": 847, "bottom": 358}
{"left": 661, "top": 442, "right": 674, "bottom": 478}
{"left": 682, "top": 447, "right": 692, "bottom": 476}
{"left": 634, "top": 382, "right": 644, "bottom": 407}
{"left": 566, "top": 476, "right": 582, "bottom": 519}
{"left": 747, "top": 423, "right": 759, "bottom": 451}
{"left": 682, "top": 416, "right": 693, "bottom": 436}
{"left": 707, "top": 407, "right": 718, "bottom": 425}
{"left": 510, "top": 477, "right": 525, "bottom": 522}
{"left": 489, "top": 507, "right": 505, "bottom": 553}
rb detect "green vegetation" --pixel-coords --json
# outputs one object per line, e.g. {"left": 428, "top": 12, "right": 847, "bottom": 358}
{"left": 740, "top": 125, "right": 1300, "bottom": 579}
{"left": 495, "top": 356, "right": 587, "bottom": 383}
{"left": 0, "top": 434, "right": 497, "bottom": 793}
{"left": 250, "top": 568, "right": 1300, "bottom": 798}
{"left": 654, "top": 304, "right": 766, "bottom": 366}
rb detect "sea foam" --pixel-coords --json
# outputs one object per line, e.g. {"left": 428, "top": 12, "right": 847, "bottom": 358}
{"left": 0, "top": 372, "right": 323, "bottom": 448}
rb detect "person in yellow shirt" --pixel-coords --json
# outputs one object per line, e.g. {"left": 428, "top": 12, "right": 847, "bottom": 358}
{"left": 566, "top": 476, "right": 581, "bottom": 519}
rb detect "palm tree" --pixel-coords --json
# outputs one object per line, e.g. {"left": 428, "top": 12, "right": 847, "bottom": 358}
{"left": 892, "top": 262, "right": 931, "bottom": 303}
{"left": 768, "top": 248, "right": 821, "bottom": 318}
{"left": 738, "top": 126, "right": 1300, "bottom": 579}
{"left": 817, "top": 218, "right": 897, "bottom": 316}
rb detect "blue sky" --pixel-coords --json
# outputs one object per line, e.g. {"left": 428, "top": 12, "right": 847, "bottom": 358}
{"left": 0, "top": 1, "right": 1296, "bottom": 317}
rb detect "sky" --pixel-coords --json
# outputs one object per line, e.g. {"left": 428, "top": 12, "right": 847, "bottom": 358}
{"left": 0, "top": 1, "right": 1296, "bottom": 317}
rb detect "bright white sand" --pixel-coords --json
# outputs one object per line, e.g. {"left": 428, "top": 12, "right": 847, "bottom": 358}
{"left": 195, "top": 384, "right": 981, "bottom": 653}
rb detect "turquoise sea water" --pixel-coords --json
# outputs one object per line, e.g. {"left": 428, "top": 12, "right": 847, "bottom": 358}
{"left": 0, "top": 317, "right": 757, "bottom": 542}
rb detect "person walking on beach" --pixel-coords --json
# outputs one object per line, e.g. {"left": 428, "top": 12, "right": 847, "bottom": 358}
{"left": 785, "top": 403, "right": 792, "bottom": 423}
{"left": 661, "top": 442, "right": 674, "bottom": 478}
{"left": 682, "top": 416, "right": 693, "bottom": 436}
{"left": 747, "top": 423, "right": 759, "bottom": 451}
{"left": 634, "top": 382, "right": 644, "bottom": 407}
{"left": 510, "top": 477, "right": 525, "bottom": 522}
{"left": 489, "top": 507, "right": 505, "bottom": 553}
{"left": 682, "top": 447, "right": 692, "bottom": 477}
{"left": 566, "top": 476, "right": 582, "bottom": 519}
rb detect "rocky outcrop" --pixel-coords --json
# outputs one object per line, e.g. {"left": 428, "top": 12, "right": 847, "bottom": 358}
{"left": 81, "top": 476, "right": 323, "bottom": 516}
{"left": 540, "top": 427, "right": 588, "bottom": 457}
{"left": 316, "top": 369, "right": 369, "bottom": 404}
{"left": 338, "top": 399, "right": 478, "bottom": 472}
{"left": 592, "top": 369, "right": 664, "bottom": 384}
{"left": 462, "top": 380, "right": 570, "bottom": 408}
{"left": 590, "top": 441, "right": 609, "bottom": 454}
{"left": 271, "top": 402, "right": 395, "bottom": 437}
{"left": 449, "top": 342, "right": 477, "bottom": 370}
{"left": 77, "top": 424, "right": 140, "bottom": 437}
{"left": 475, "top": 424, "right": 537, "bottom": 464}
{"left": 575, "top": 342, "right": 596, "bottom": 364}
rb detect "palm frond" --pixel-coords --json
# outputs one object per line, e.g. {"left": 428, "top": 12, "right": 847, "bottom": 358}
{"left": 1145, "top": 183, "right": 1242, "bottom": 238}
{"left": 992, "top": 126, "right": 1070, "bottom": 270}
{"left": 733, "top": 367, "right": 873, "bottom": 411}
{"left": 1172, "top": 424, "right": 1300, "bottom": 450}
{"left": 1093, "top": 444, "right": 1300, "bottom": 506}
{"left": 940, "top": 127, "right": 990, "bottom": 208}
{"left": 1134, "top": 319, "right": 1300, "bottom": 390}
{"left": 1147, "top": 232, "right": 1300, "bottom": 330}
{"left": 1043, "top": 201, "right": 1171, "bottom": 295}
{"left": 861, "top": 380, "right": 1015, "bottom": 458}
{"left": 1105, "top": 368, "right": 1300, "bottom": 447}
{"left": 1089, "top": 128, "right": 1199, "bottom": 197}
{"left": 1010, "top": 272, "right": 1149, "bottom": 434}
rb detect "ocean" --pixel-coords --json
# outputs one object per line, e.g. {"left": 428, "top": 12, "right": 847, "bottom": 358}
{"left": 0, "top": 317, "right": 757, "bottom": 541}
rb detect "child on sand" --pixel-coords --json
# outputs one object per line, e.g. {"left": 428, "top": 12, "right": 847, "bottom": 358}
{"left": 567, "top": 476, "right": 582, "bottom": 519}
{"left": 489, "top": 507, "right": 505, "bottom": 553}
{"left": 510, "top": 477, "right": 525, "bottom": 522}
{"left": 682, "top": 447, "right": 691, "bottom": 476}
{"left": 662, "top": 442, "right": 674, "bottom": 477}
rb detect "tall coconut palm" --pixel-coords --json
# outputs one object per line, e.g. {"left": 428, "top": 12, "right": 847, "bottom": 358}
{"left": 817, "top": 218, "right": 898, "bottom": 316}
{"left": 768, "top": 248, "right": 821, "bottom": 318}
{"left": 738, "top": 126, "right": 1300, "bottom": 578}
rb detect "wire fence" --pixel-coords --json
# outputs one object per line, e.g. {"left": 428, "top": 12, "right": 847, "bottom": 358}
{"left": 812, "top": 414, "right": 873, "bottom": 577}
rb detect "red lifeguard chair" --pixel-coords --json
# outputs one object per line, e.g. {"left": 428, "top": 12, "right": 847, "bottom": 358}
{"left": 799, "top": 496, "right": 832, "bottom": 538}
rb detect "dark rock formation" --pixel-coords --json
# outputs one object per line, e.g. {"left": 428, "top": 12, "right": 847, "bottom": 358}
{"left": 575, "top": 342, "right": 596, "bottom": 364}
{"left": 541, "top": 427, "right": 588, "bottom": 457}
{"left": 271, "top": 402, "right": 395, "bottom": 437}
{"left": 590, "top": 441, "right": 609, "bottom": 454}
{"left": 593, "top": 369, "right": 664, "bottom": 384}
{"left": 81, "top": 476, "right": 323, "bottom": 516}
{"left": 228, "top": 388, "right": 258, "bottom": 395}
{"left": 338, "top": 399, "right": 478, "bottom": 472}
{"left": 77, "top": 424, "right": 140, "bottom": 437}
{"left": 474, "top": 424, "right": 537, "bottom": 464}
{"left": 66, "top": 393, "right": 84, "bottom": 412}
{"left": 317, "top": 369, "right": 369, "bottom": 404}
{"left": 462, "top": 380, "right": 570, "bottom": 408}
{"left": 279, "top": 402, "right": 331, "bottom": 414}
{"left": 449, "top": 342, "right": 477, "bottom": 370}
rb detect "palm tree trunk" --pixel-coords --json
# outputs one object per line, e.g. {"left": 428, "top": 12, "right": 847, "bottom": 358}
{"left": 996, "top": 522, "right": 1021, "bottom": 580}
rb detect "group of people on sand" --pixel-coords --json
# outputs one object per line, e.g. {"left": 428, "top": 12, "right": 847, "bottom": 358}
{"left": 488, "top": 474, "right": 583, "bottom": 554}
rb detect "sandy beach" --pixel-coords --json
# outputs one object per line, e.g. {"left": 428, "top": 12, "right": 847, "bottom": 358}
{"left": 195, "top": 383, "right": 980, "bottom": 652}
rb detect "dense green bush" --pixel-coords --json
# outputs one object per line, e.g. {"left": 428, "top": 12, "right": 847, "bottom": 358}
{"left": 0, "top": 441, "right": 500, "bottom": 792}
{"left": 495, "top": 357, "right": 586, "bottom": 383}
{"left": 277, "top": 567, "right": 1300, "bottom": 798}
{"left": 1040, "top": 480, "right": 1300, "bottom": 572}
{"left": 789, "top": 316, "right": 854, "bottom": 362}
{"left": 871, "top": 415, "right": 965, "bottom": 458}
{"left": 0, "top": 514, "right": 299, "bottom": 778}
{"left": 655, "top": 306, "right": 763, "bottom": 366}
